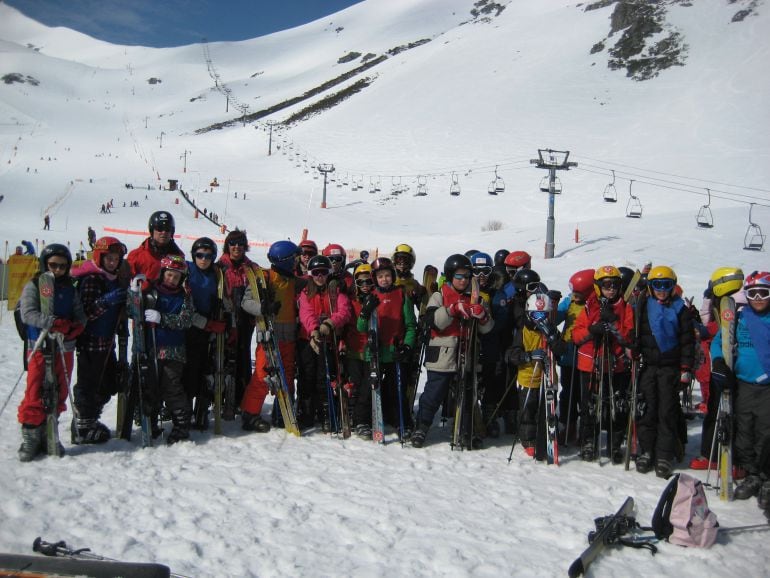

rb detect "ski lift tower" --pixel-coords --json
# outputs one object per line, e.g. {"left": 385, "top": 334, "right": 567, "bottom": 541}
{"left": 530, "top": 149, "right": 577, "bottom": 259}
{"left": 318, "top": 164, "right": 335, "bottom": 209}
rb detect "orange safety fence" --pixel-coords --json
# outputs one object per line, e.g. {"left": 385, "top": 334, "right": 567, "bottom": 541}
{"left": 102, "top": 227, "right": 270, "bottom": 248}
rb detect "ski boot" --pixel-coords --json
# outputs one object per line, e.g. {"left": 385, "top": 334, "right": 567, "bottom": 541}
{"left": 734, "top": 475, "right": 763, "bottom": 500}
{"left": 580, "top": 440, "right": 595, "bottom": 462}
{"left": 655, "top": 459, "right": 673, "bottom": 479}
{"left": 18, "top": 424, "right": 45, "bottom": 462}
{"left": 167, "top": 409, "right": 192, "bottom": 445}
{"left": 411, "top": 425, "right": 429, "bottom": 448}
{"left": 758, "top": 481, "right": 770, "bottom": 511}
{"left": 242, "top": 411, "right": 271, "bottom": 433}
{"left": 636, "top": 452, "right": 653, "bottom": 474}
{"left": 355, "top": 423, "right": 372, "bottom": 440}
{"left": 70, "top": 417, "right": 111, "bottom": 444}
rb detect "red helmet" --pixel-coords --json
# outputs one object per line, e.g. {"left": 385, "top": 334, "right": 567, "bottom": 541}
{"left": 745, "top": 270, "right": 770, "bottom": 289}
{"left": 299, "top": 239, "right": 318, "bottom": 255}
{"left": 92, "top": 236, "right": 127, "bottom": 268}
{"left": 569, "top": 269, "right": 595, "bottom": 296}
{"left": 322, "top": 243, "right": 346, "bottom": 265}
{"left": 160, "top": 254, "right": 188, "bottom": 281}
{"left": 504, "top": 250, "right": 531, "bottom": 269}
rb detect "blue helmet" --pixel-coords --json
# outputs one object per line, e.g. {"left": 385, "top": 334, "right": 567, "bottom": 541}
{"left": 469, "top": 251, "right": 493, "bottom": 276}
{"left": 268, "top": 240, "right": 299, "bottom": 275}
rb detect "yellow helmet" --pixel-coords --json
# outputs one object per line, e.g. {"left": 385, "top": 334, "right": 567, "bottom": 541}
{"left": 393, "top": 243, "right": 416, "bottom": 269}
{"left": 593, "top": 265, "right": 621, "bottom": 296}
{"left": 647, "top": 265, "right": 677, "bottom": 295}
{"left": 354, "top": 263, "right": 372, "bottom": 278}
{"left": 648, "top": 265, "right": 677, "bottom": 282}
{"left": 710, "top": 267, "right": 744, "bottom": 298}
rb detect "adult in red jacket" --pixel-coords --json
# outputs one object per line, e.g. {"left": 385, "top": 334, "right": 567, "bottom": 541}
{"left": 572, "top": 265, "right": 634, "bottom": 463}
{"left": 127, "top": 211, "right": 184, "bottom": 286}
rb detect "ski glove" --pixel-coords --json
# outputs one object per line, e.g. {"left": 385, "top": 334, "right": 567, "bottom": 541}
{"left": 679, "top": 369, "right": 693, "bottom": 388}
{"left": 504, "top": 347, "right": 527, "bottom": 366}
{"left": 530, "top": 349, "right": 546, "bottom": 364}
{"left": 64, "top": 322, "right": 85, "bottom": 341}
{"left": 102, "top": 287, "right": 127, "bottom": 307}
{"left": 589, "top": 322, "right": 607, "bottom": 336}
{"left": 145, "top": 309, "right": 161, "bottom": 324}
{"left": 51, "top": 318, "right": 73, "bottom": 335}
{"left": 600, "top": 306, "right": 618, "bottom": 323}
{"left": 130, "top": 276, "right": 144, "bottom": 292}
{"left": 204, "top": 319, "right": 226, "bottom": 334}
{"left": 310, "top": 330, "right": 321, "bottom": 354}
{"left": 547, "top": 289, "right": 562, "bottom": 304}
{"left": 260, "top": 300, "right": 281, "bottom": 317}
{"left": 447, "top": 301, "right": 471, "bottom": 320}
{"left": 711, "top": 358, "right": 735, "bottom": 391}
{"left": 319, "top": 320, "right": 334, "bottom": 337}
{"left": 468, "top": 303, "right": 487, "bottom": 321}
{"left": 395, "top": 344, "right": 412, "bottom": 362}
{"left": 359, "top": 294, "right": 380, "bottom": 320}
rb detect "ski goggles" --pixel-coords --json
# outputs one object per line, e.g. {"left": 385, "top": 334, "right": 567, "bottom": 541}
{"left": 598, "top": 279, "right": 621, "bottom": 290}
{"left": 327, "top": 255, "right": 344, "bottom": 264}
{"left": 505, "top": 266, "right": 524, "bottom": 276}
{"left": 473, "top": 266, "right": 493, "bottom": 277}
{"left": 649, "top": 278, "right": 676, "bottom": 292}
{"left": 355, "top": 277, "right": 374, "bottom": 288}
{"left": 523, "top": 281, "right": 542, "bottom": 293}
{"left": 301, "top": 249, "right": 317, "bottom": 257}
{"left": 310, "top": 268, "right": 330, "bottom": 277}
{"left": 529, "top": 311, "right": 549, "bottom": 322}
{"left": 746, "top": 287, "right": 770, "bottom": 301}
{"left": 194, "top": 252, "right": 214, "bottom": 261}
{"left": 453, "top": 272, "right": 471, "bottom": 280}
{"left": 47, "top": 261, "right": 68, "bottom": 271}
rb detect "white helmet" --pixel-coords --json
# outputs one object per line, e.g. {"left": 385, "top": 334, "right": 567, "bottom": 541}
{"left": 526, "top": 292, "right": 552, "bottom": 321}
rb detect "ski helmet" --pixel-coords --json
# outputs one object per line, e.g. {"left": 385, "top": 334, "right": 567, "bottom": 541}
{"left": 569, "top": 269, "right": 595, "bottom": 297}
{"left": 593, "top": 265, "right": 622, "bottom": 296}
{"left": 267, "top": 240, "right": 299, "bottom": 276}
{"left": 469, "top": 252, "right": 493, "bottom": 277}
{"left": 647, "top": 265, "right": 677, "bottom": 295}
{"left": 191, "top": 237, "right": 218, "bottom": 260}
{"left": 371, "top": 257, "right": 396, "bottom": 279}
{"left": 494, "top": 249, "right": 510, "bottom": 267}
{"left": 744, "top": 271, "right": 770, "bottom": 301}
{"left": 710, "top": 267, "right": 744, "bottom": 298}
{"left": 443, "top": 254, "right": 472, "bottom": 280}
{"left": 322, "top": 243, "right": 346, "bottom": 265}
{"left": 393, "top": 243, "right": 416, "bottom": 269}
{"left": 160, "top": 254, "right": 188, "bottom": 284}
{"left": 299, "top": 239, "right": 318, "bottom": 255}
{"left": 464, "top": 249, "right": 480, "bottom": 258}
{"left": 512, "top": 268, "right": 541, "bottom": 294}
{"left": 505, "top": 251, "right": 532, "bottom": 270}
{"left": 148, "top": 211, "right": 175, "bottom": 234}
{"left": 92, "top": 236, "right": 127, "bottom": 268}
{"left": 39, "top": 243, "right": 72, "bottom": 273}
{"left": 307, "top": 255, "right": 332, "bottom": 275}
{"left": 525, "top": 292, "right": 552, "bottom": 323}
{"left": 354, "top": 263, "right": 373, "bottom": 278}
{"left": 618, "top": 267, "right": 635, "bottom": 294}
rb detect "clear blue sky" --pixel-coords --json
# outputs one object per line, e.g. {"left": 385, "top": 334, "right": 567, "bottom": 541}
{"left": 4, "top": 0, "right": 364, "bottom": 47}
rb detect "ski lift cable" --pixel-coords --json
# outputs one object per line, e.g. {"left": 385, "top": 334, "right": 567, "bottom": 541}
{"left": 575, "top": 155, "right": 770, "bottom": 195}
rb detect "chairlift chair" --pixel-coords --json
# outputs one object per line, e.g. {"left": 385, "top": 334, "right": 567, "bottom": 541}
{"left": 491, "top": 165, "right": 505, "bottom": 194}
{"left": 487, "top": 181, "right": 498, "bottom": 195}
{"left": 744, "top": 203, "right": 766, "bottom": 251}
{"left": 603, "top": 170, "right": 618, "bottom": 202}
{"left": 450, "top": 172, "right": 461, "bottom": 196}
{"left": 415, "top": 184, "right": 428, "bottom": 197}
{"left": 539, "top": 176, "right": 550, "bottom": 193}
{"left": 696, "top": 188, "right": 714, "bottom": 228}
{"left": 625, "top": 179, "right": 642, "bottom": 218}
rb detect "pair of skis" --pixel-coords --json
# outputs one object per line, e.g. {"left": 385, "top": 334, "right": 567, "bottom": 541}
{"left": 38, "top": 272, "right": 63, "bottom": 456}
{"left": 716, "top": 295, "right": 736, "bottom": 501}
{"left": 451, "top": 276, "right": 481, "bottom": 451}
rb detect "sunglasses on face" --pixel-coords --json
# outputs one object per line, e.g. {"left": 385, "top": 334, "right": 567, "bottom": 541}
{"left": 47, "top": 262, "right": 68, "bottom": 271}
{"left": 228, "top": 240, "right": 247, "bottom": 248}
{"left": 649, "top": 279, "right": 675, "bottom": 292}
{"left": 194, "top": 252, "right": 213, "bottom": 261}
{"left": 746, "top": 287, "right": 770, "bottom": 301}
{"left": 473, "top": 266, "right": 492, "bottom": 277}
{"left": 310, "top": 268, "right": 330, "bottom": 277}
{"left": 453, "top": 272, "right": 471, "bottom": 280}
{"left": 301, "top": 250, "right": 317, "bottom": 257}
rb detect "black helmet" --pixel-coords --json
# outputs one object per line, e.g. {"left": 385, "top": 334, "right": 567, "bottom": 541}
{"left": 148, "top": 211, "right": 175, "bottom": 234}
{"left": 443, "top": 254, "right": 472, "bottom": 280}
{"left": 307, "top": 255, "right": 333, "bottom": 273}
{"left": 371, "top": 257, "right": 396, "bottom": 279}
{"left": 191, "top": 237, "right": 217, "bottom": 260}
{"left": 463, "top": 249, "right": 480, "bottom": 258}
{"left": 618, "top": 266, "right": 635, "bottom": 294}
{"left": 494, "top": 249, "right": 510, "bottom": 267}
{"left": 39, "top": 243, "right": 72, "bottom": 273}
{"left": 512, "top": 268, "right": 541, "bottom": 293}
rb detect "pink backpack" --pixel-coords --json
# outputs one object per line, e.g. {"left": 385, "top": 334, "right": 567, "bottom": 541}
{"left": 652, "top": 473, "right": 719, "bottom": 548}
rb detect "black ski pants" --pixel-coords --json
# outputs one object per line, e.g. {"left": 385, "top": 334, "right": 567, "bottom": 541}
{"left": 579, "top": 371, "right": 629, "bottom": 451}
{"left": 637, "top": 365, "right": 681, "bottom": 462}
{"left": 183, "top": 327, "right": 213, "bottom": 404}
{"left": 74, "top": 348, "right": 117, "bottom": 420}
{"left": 734, "top": 381, "right": 770, "bottom": 476}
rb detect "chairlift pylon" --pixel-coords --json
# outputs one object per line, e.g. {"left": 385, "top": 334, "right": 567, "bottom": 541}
{"left": 744, "top": 203, "right": 766, "bottom": 251}
{"left": 696, "top": 187, "right": 714, "bottom": 229}
{"left": 625, "top": 179, "right": 643, "bottom": 218}
{"left": 603, "top": 170, "right": 618, "bottom": 203}
{"left": 450, "top": 172, "right": 461, "bottom": 196}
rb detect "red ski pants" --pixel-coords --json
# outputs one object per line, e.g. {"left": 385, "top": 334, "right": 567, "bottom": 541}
{"left": 18, "top": 348, "right": 73, "bottom": 426}
{"left": 240, "top": 341, "right": 295, "bottom": 414}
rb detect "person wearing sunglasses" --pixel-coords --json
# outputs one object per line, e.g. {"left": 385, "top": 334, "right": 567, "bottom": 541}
{"left": 631, "top": 265, "right": 695, "bottom": 478}
{"left": 322, "top": 243, "right": 354, "bottom": 295}
{"left": 127, "top": 211, "right": 185, "bottom": 290}
{"left": 241, "top": 240, "right": 303, "bottom": 432}
{"left": 17, "top": 244, "right": 87, "bottom": 461}
{"left": 69, "top": 236, "right": 129, "bottom": 445}
{"left": 296, "top": 239, "right": 318, "bottom": 277}
{"left": 711, "top": 271, "right": 770, "bottom": 509}
{"left": 216, "top": 228, "right": 260, "bottom": 423}
{"left": 347, "top": 264, "right": 377, "bottom": 438}
{"left": 297, "top": 255, "right": 353, "bottom": 431}
{"left": 182, "top": 237, "right": 226, "bottom": 431}
{"left": 572, "top": 265, "right": 635, "bottom": 465}
{"left": 412, "top": 254, "right": 493, "bottom": 449}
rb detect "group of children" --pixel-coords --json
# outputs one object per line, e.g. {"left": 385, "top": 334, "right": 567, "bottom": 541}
{"left": 13, "top": 213, "right": 770, "bottom": 515}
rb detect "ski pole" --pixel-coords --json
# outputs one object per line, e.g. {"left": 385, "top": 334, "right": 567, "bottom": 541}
{"left": 33, "top": 537, "right": 191, "bottom": 578}
{"left": 565, "top": 346, "right": 577, "bottom": 446}
{"left": 55, "top": 333, "right": 82, "bottom": 443}
{"left": 705, "top": 395, "right": 723, "bottom": 490}
{"left": 395, "top": 360, "right": 405, "bottom": 446}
